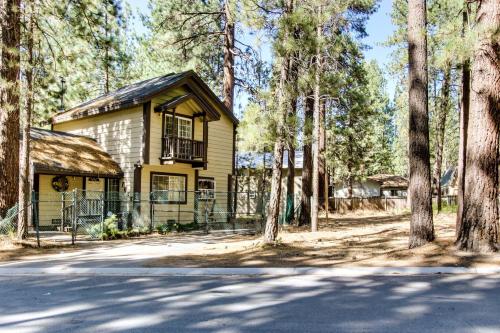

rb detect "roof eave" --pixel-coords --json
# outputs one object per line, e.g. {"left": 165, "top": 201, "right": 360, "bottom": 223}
{"left": 33, "top": 164, "right": 123, "bottom": 178}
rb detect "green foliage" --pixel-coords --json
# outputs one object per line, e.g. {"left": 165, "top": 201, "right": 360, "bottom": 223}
{"left": 135, "top": 0, "right": 225, "bottom": 93}
{"left": 85, "top": 214, "right": 129, "bottom": 240}
{"left": 28, "top": 0, "right": 134, "bottom": 126}
{"left": 387, "top": 0, "right": 467, "bottom": 177}
{"left": 155, "top": 221, "right": 200, "bottom": 234}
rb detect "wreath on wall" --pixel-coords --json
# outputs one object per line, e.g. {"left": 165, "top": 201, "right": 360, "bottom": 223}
{"left": 51, "top": 175, "right": 69, "bottom": 192}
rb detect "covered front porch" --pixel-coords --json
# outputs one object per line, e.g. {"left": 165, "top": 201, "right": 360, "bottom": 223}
{"left": 30, "top": 128, "right": 124, "bottom": 230}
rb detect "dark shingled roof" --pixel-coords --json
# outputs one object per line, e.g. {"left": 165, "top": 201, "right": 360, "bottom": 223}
{"left": 52, "top": 70, "right": 238, "bottom": 124}
{"left": 367, "top": 174, "right": 408, "bottom": 189}
{"left": 31, "top": 128, "right": 123, "bottom": 178}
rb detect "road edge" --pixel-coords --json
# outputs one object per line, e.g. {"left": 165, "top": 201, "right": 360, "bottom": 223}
{"left": 0, "top": 266, "right": 499, "bottom": 276}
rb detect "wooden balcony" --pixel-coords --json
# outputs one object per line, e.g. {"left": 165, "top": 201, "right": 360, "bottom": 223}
{"left": 160, "top": 136, "right": 206, "bottom": 167}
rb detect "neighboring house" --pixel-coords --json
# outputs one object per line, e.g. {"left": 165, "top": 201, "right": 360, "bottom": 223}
{"left": 237, "top": 150, "right": 305, "bottom": 197}
{"left": 334, "top": 174, "right": 408, "bottom": 198}
{"left": 440, "top": 166, "right": 458, "bottom": 195}
{"left": 33, "top": 71, "right": 238, "bottom": 228}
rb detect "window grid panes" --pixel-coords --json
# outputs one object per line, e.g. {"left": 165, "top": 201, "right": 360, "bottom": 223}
{"left": 164, "top": 115, "right": 192, "bottom": 139}
{"left": 152, "top": 174, "right": 186, "bottom": 203}
{"left": 198, "top": 178, "right": 216, "bottom": 200}
{"left": 178, "top": 118, "right": 191, "bottom": 139}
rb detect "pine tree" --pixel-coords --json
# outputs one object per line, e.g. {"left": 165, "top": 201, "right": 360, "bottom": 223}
{"left": 456, "top": 0, "right": 499, "bottom": 252}
{"left": 432, "top": 64, "right": 451, "bottom": 213}
{"left": 0, "top": 0, "right": 21, "bottom": 218}
{"left": 407, "top": 0, "right": 434, "bottom": 248}
{"left": 263, "top": 0, "right": 294, "bottom": 244}
{"left": 18, "top": 0, "right": 36, "bottom": 239}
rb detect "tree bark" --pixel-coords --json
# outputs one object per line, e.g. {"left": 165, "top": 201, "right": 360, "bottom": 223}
{"left": 0, "top": 0, "right": 21, "bottom": 218}
{"left": 285, "top": 49, "right": 299, "bottom": 224}
{"left": 18, "top": 3, "right": 35, "bottom": 239}
{"left": 407, "top": 0, "right": 434, "bottom": 248}
{"left": 456, "top": 0, "right": 499, "bottom": 252}
{"left": 263, "top": 0, "right": 293, "bottom": 243}
{"left": 311, "top": 8, "right": 322, "bottom": 232}
{"left": 432, "top": 65, "right": 451, "bottom": 213}
{"left": 285, "top": 139, "right": 295, "bottom": 224}
{"left": 456, "top": 4, "right": 470, "bottom": 236}
{"left": 223, "top": 0, "right": 235, "bottom": 113}
{"left": 318, "top": 98, "right": 326, "bottom": 209}
{"left": 299, "top": 94, "right": 313, "bottom": 226}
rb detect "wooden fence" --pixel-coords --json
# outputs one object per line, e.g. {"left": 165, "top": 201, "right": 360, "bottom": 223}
{"left": 331, "top": 195, "right": 457, "bottom": 214}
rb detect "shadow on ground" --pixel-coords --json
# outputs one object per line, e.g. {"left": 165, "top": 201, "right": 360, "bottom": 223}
{"left": 0, "top": 273, "right": 499, "bottom": 332}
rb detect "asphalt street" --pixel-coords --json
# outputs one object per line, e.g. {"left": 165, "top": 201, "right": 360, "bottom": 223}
{"left": 1, "top": 273, "right": 499, "bottom": 333}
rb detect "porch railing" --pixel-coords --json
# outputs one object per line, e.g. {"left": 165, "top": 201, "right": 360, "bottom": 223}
{"left": 161, "top": 136, "right": 205, "bottom": 161}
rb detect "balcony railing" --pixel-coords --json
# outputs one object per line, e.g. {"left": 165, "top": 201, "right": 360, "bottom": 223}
{"left": 162, "top": 136, "right": 205, "bottom": 161}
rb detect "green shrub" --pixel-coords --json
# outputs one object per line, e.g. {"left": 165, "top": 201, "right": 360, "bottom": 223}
{"left": 155, "top": 221, "right": 200, "bottom": 234}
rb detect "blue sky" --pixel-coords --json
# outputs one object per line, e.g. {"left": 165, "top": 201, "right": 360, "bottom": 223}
{"left": 125, "top": 0, "right": 396, "bottom": 98}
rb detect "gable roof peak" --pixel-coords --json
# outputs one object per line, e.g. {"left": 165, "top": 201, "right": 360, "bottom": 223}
{"left": 51, "top": 70, "right": 237, "bottom": 124}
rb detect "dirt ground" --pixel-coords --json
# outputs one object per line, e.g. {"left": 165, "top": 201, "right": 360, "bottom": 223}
{"left": 146, "top": 212, "right": 500, "bottom": 267}
{"left": 2, "top": 212, "right": 500, "bottom": 267}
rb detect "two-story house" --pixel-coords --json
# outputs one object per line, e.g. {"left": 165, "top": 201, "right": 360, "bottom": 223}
{"left": 31, "top": 71, "right": 238, "bottom": 228}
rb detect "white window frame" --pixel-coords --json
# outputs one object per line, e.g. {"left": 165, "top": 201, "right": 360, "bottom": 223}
{"left": 164, "top": 114, "right": 192, "bottom": 139}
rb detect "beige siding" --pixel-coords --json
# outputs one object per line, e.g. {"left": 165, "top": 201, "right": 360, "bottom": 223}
{"left": 53, "top": 106, "right": 142, "bottom": 193}
{"left": 199, "top": 116, "right": 234, "bottom": 210}
{"left": 85, "top": 177, "right": 105, "bottom": 192}
{"left": 38, "top": 175, "right": 83, "bottom": 226}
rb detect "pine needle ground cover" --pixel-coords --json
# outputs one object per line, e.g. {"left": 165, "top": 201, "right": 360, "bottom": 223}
{"left": 146, "top": 213, "right": 500, "bottom": 268}
{"left": 1, "top": 213, "right": 499, "bottom": 267}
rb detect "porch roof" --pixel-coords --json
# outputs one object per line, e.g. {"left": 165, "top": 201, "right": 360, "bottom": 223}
{"left": 31, "top": 128, "right": 123, "bottom": 178}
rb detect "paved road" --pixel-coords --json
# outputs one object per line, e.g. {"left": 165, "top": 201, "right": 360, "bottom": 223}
{"left": 1, "top": 274, "right": 499, "bottom": 333}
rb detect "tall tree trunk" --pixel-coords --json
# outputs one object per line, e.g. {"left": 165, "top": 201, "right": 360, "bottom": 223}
{"left": 347, "top": 173, "right": 353, "bottom": 210}
{"left": 311, "top": 7, "right": 322, "bottom": 232}
{"left": 299, "top": 94, "right": 313, "bottom": 226}
{"left": 263, "top": 0, "right": 293, "bottom": 243}
{"left": 0, "top": 0, "right": 21, "bottom": 218}
{"left": 18, "top": 3, "right": 35, "bottom": 239}
{"left": 285, "top": 136, "right": 295, "bottom": 223}
{"left": 285, "top": 47, "right": 299, "bottom": 224}
{"left": 456, "top": 0, "right": 499, "bottom": 252}
{"left": 104, "top": 11, "right": 110, "bottom": 94}
{"left": 318, "top": 98, "right": 326, "bottom": 209}
{"left": 456, "top": 4, "right": 470, "bottom": 236}
{"left": 223, "top": 0, "right": 235, "bottom": 113}
{"left": 432, "top": 65, "right": 451, "bottom": 213}
{"left": 407, "top": 0, "right": 434, "bottom": 248}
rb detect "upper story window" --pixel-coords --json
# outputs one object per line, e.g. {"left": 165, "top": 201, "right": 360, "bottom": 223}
{"left": 164, "top": 114, "right": 192, "bottom": 139}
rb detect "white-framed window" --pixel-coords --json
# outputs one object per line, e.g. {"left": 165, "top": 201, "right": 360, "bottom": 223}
{"left": 198, "top": 177, "right": 216, "bottom": 200}
{"left": 164, "top": 114, "right": 192, "bottom": 139}
{"left": 151, "top": 173, "right": 187, "bottom": 203}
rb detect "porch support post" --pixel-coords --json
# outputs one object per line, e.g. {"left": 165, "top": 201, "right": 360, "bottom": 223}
{"left": 161, "top": 110, "right": 166, "bottom": 159}
{"left": 172, "top": 107, "right": 177, "bottom": 158}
